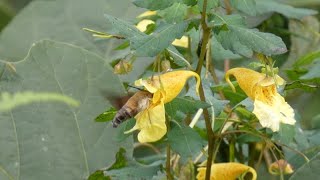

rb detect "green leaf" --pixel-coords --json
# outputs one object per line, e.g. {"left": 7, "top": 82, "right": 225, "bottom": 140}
{"left": 108, "top": 148, "right": 128, "bottom": 170}
{"left": 211, "top": 36, "right": 241, "bottom": 61}
{"left": 104, "top": 14, "right": 144, "bottom": 38}
{"left": 285, "top": 81, "right": 318, "bottom": 92}
{"left": 210, "top": 14, "right": 246, "bottom": 28}
{"left": 230, "top": 0, "right": 257, "bottom": 16}
{"left": 130, "top": 22, "right": 188, "bottom": 57}
{"left": 0, "top": 0, "right": 142, "bottom": 62}
{"left": 230, "top": 26, "right": 287, "bottom": 55}
{"left": 289, "top": 152, "right": 320, "bottom": 180}
{"left": 115, "top": 120, "right": 135, "bottom": 142}
{"left": 0, "top": 40, "right": 133, "bottom": 180}
{"left": 289, "top": 145, "right": 320, "bottom": 170}
{"left": 311, "top": 114, "right": 320, "bottom": 129}
{"left": 165, "top": 96, "right": 211, "bottom": 118}
{"left": 133, "top": 0, "right": 175, "bottom": 10}
{"left": 167, "top": 46, "right": 191, "bottom": 67}
{"left": 256, "top": 0, "right": 318, "bottom": 20}
{"left": 197, "top": 0, "right": 219, "bottom": 12}
{"left": 105, "top": 161, "right": 162, "bottom": 179}
{"left": 293, "top": 51, "right": 320, "bottom": 67}
{"left": 216, "top": 31, "right": 253, "bottom": 57}
{"left": 0, "top": 92, "right": 79, "bottom": 111}
{"left": 158, "top": 3, "right": 188, "bottom": 23}
{"left": 88, "top": 170, "right": 111, "bottom": 180}
{"left": 237, "top": 133, "right": 262, "bottom": 144}
{"left": 273, "top": 124, "right": 296, "bottom": 144}
{"left": 300, "top": 60, "right": 320, "bottom": 80}
{"left": 168, "top": 124, "right": 206, "bottom": 162}
{"left": 212, "top": 14, "right": 287, "bottom": 56}
{"left": 114, "top": 41, "right": 130, "bottom": 50}
{"left": 95, "top": 107, "right": 117, "bottom": 122}
{"left": 0, "top": 0, "right": 15, "bottom": 32}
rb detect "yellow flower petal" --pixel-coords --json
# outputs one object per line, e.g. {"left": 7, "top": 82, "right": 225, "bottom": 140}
{"left": 136, "top": 19, "right": 155, "bottom": 32}
{"left": 137, "top": 11, "right": 157, "bottom": 18}
{"left": 197, "top": 163, "right": 257, "bottom": 180}
{"left": 135, "top": 70, "right": 200, "bottom": 103}
{"left": 172, "top": 36, "right": 189, "bottom": 48}
{"left": 225, "top": 68, "right": 266, "bottom": 100}
{"left": 125, "top": 103, "right": 166, "bottom": 143}
{"left": 253, "top": 94, "right": 296, "bottom": 131}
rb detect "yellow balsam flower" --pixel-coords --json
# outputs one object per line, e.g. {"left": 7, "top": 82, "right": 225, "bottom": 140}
{"left": 197, "top": 163, "right": 257, "bottom": 180}
{"left": 225, "top": 68, "right": 296, "bottom": 132}
{"left": 136, "top": 19, "right": 155, "bottom": 32}
{"left": 126, "top": 70, "right": 200, "bottom": 143}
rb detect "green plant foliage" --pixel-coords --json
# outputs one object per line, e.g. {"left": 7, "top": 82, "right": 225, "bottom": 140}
{"left": 167, "top": 46, "right": 192, "bottom": 67}
{"left": 95, "top": 107, "right": 117, "bottom": 122}
{"left": 158, "top": 3, "right": 188, "bottom": 23}
{"left": 107, "top": 148, "right": 128, "bottom": 170}
{"left": 230, "top": 0, "right": 257, "bottom": 16}
{"left": 285, "top": 80, "right": 318, "bottom": 92}
{"left": 133, "top": 0, "right": 175, "bottom": 10}
{"left": 293, "top": 51, "right": 320, "bottom": 67}
{"left": 168, "top": 124, "right": 206, "bottom": 162}
{"left": 256, "top": 0, "right": 318, "bottom": 19}
{"left": 1, "top": 0, "right": 319, "bottom": 179}
{"left": 0, "top": 0, "right": 142, "bottom": 61}
{"left": 273, "top": 124, "right": 296, "bottom": 145}
{"left": 88, "top": 170, "right": 110, "bottom": 180}
{"left": 105, "top": 160, "right": 162, "bottom": 179}
{"left": 211, "top": 13, "right": 287, "bottom": 56}
{"left": 0, "top": 92, "right": 79, "bottom": 111}
{"left": 289, "top": 153, "right": 320, "bottom": 180}
{"left": 0, "top": 0, "right": 14, "bottom": 32}
{"left": 130, "top": 22, "right": 188, "bottom": 56}
{"left": 197, "top": 0, "right": 219, "bottom": 12}
{"left": 211, "top": 36, "right": 241, "bottom": 60}
{"left": 0, "top": 40, "right": 132, "bottom": 180}
{"left": 165, "top": 96, "right": 211, "bottom": 118}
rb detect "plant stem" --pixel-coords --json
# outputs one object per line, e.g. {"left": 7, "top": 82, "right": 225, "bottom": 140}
{"left": 166, "top": 144, "right": 173, "bottom": 180}
{"left": 195, "top": 0, "right": 214, "bottom": 179}
{"left": 166, "top": 116, "right": 173, "bottom": 180}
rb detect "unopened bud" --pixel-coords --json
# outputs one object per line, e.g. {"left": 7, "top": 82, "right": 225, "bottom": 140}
{"left": 113, "top": 60, "right": 132, "bottom": 74}
{"left": 269, "top": 159, "right": 294, "bottom": 175}
{"left": 161, "top": 60, "right": 171, "bottom": 72}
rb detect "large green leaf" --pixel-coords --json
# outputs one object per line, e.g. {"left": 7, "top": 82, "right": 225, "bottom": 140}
{"left": 211, "top": 35, "right": 241, "bottom": 61}
{"left": 272, "top": 124, "right": 296, "bottom": 145}
{"left": 104, "top": 14, "right": 190, "bottom": 67}
{"left": 0, "top": 40, "right": 132, "bottom": 180}
{"left": 165, "top": 97, "right": 211, "bottom": 118}
{"left": 256, "top": 0, "right": 318, "bottom": 20}
{"left": 167, "top": 124, "right": 205, "bottom": 162}
{"left": 105, "top": 161, "right": 162, "bottom": 179}
{"left": 158, "top": 3, "right": 188, "bottom": 23}
{"left": 130, "top": 22, "right": 188, "bottom": 57}
{"left": 0, "top": 0, "right": 142, "bottom": 62}
{"left": 230, "top": 0, "right": 257, "bottom": 16}
{"left": 0, "top": 0, "right": 153, "bottom": 83}
{"left": 132, "top": 0, "right": 175, "bottom": 10}
{"left": 289, "top": 153, "right": 320, "bottom": 180}
{"left": 212, "top": 14, "right": 287, "bottom": 56}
